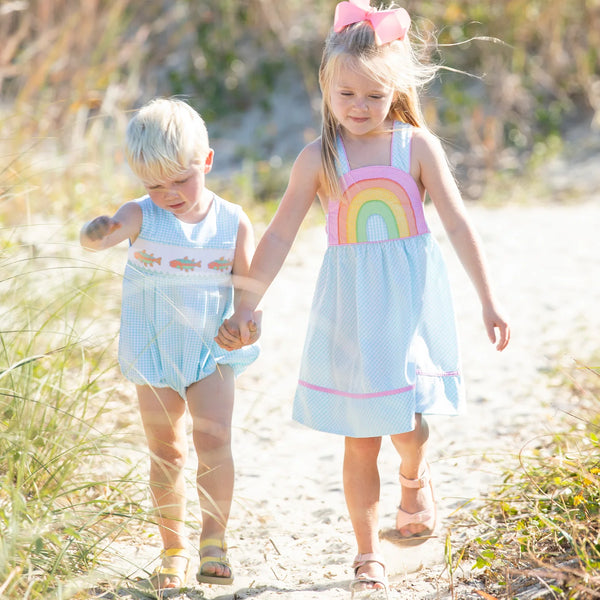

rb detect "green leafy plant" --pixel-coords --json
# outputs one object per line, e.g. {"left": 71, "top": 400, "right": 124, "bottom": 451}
{"left": 462, "top": 362, "right": 600, "bottom": 599}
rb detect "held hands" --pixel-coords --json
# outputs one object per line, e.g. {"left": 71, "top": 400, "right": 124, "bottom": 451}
{"left": 83, "top": 215, "right": 122, "bottom": 241}
{"left": 483, "top": 302, "right": 510, "bottom": 352}
{"left": 215, "top": 310, "right": 262, "bottom": 350}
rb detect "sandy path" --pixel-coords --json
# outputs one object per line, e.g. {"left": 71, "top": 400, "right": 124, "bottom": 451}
{"left": 106, "top": 198, "right": 599, "bottom": 599}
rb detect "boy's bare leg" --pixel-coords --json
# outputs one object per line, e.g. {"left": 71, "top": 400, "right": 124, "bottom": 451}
{"left": 137, "top": 384, "right": 189, "bottom": 587}
{"left": 187, "top": 365, "right": 235, "bottom": 578}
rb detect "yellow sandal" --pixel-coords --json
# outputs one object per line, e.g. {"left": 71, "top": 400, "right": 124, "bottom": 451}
{"left": 196, "top": 538, "right": 234, "bottom": 585}
{"left": 137, "top": 548, "right": 191, "bottom": 594}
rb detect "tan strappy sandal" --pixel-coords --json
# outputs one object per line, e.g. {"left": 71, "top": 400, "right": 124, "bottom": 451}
{"left": 396, "top": 463, "right": 436, "bottom": 539}
{"left": 350, "top": 553, "right": 389, "bottom": 599}
{"left": 196, "top": 537, "right": 234, "bottom": 585}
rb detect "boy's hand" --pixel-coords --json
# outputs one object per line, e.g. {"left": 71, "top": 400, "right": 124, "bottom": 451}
{"left": 83, "top": 216, "right": 122, "bottom": 241}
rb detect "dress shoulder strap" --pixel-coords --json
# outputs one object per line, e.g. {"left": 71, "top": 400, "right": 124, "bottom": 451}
{"left": 335, "top": 133, "right": 351, "bottom": 175}
{"left": 391, "top": 122, "right": 413, "bottom": 173}
{"left": 209, "top": 194, "right": 241, "bottom": 248}
{"left": 136, "top": 195, "right": 162, "bottom": 240}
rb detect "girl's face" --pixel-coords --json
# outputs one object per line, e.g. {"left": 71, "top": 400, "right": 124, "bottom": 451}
{"left": 328, "top": 62, "right": 395, "bottom": 137}
{"left": 144, "top": 151, "right": 214, "bottom": 222}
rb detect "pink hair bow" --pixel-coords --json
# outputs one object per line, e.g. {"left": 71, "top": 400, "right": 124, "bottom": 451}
{"left": 333, "top": 0, "right": 410, "bottom": 45}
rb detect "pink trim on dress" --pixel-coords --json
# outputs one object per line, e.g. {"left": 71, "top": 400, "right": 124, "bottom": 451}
{"left": 298, "top": 379, "right": 414, "bottom": 398}
{"left": 416, "top": 370, "right": 461, "bottom": 378}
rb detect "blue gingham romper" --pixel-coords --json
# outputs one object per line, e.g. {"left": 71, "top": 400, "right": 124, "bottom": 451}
{"left": 118, "top": 194, "right": 259, "bottom": 398}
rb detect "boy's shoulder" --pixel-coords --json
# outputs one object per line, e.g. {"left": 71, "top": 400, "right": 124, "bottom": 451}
{"left": 128, "top": 194, "right": 152, "bottom": 208}
{"left": 210, "top": 190, "right": 240, "bottom": 211}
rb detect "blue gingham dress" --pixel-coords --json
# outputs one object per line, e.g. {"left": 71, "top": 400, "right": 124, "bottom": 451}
{"left": 118, "top": 194, "right": 259, "bottom": 397}
{"left": 293, "top": 123, "right": 465, "bottom": 437}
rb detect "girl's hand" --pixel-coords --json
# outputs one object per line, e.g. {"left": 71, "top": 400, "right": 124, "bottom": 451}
{"left": 483, "top": 303, "right": 510, "bottom": 352}
{"left": 83, "top": 216, "right": 122, "bottom": 241}
{"left": 216, "top": 310, "right": 262, "bottom": 350}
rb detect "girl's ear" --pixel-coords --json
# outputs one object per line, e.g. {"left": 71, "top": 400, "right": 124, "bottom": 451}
{"left": 203, "top": 149, "right": 215, "bottom": 173}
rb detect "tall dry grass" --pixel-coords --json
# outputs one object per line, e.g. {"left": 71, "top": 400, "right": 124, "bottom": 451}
{"left": 1, "top": 0, "right": 598, "bottom": 223}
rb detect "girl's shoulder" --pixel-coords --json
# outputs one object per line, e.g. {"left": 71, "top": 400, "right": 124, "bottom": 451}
{"left": 410, "top": 127, "right": 447, "bottom": 166}
{"left": 299, "top": 137, "right": 322, "bottom": 161}
{"left": 292, "top": 138, "right": 323, "bottom": 176}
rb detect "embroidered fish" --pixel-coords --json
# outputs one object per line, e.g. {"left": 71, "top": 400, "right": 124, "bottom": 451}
{"left": 134, "top": 250, "right": 162, "bottom": 267}
{"left": 169, "top": 256, "right": 202, "bottom": 271}
{"left": 208, "top": 257, "right": 233, "bottom": 272}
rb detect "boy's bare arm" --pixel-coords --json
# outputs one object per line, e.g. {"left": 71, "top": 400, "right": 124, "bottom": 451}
{"left": 80, "top": 202, "right": 142, "bottom": 250}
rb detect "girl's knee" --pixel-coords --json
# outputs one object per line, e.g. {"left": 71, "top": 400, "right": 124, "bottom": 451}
{"left": 345, "top": 436, "right": 382, "bottom": 458}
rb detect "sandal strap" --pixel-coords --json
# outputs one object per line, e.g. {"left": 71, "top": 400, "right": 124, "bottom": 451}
{"left": 200, "top": 554, "right": 231, "bottom": 568}
{"left": 396, "top": 505, "right": 436, "bottom": 527}
{"left": 352, "top": 552, "right": 386, "bottom": 572}
{"left": 152, "top": 548, "right": 190, "bottom": 580}
{"left": 399, "top": 465, "right": 430, "bottom": 488}
{"left": 162, "top": 547, "right": 190, "bottom": 559}
{"left": 199, "top": 538, "right": 230, "bottom": 569}
{"left": 199, "top": 537, "right": 228, "bottom": 551}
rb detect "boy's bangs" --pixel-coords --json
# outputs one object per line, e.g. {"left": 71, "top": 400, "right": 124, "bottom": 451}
{"left": 134, "top": 157, "right": 189, "bottom": 188}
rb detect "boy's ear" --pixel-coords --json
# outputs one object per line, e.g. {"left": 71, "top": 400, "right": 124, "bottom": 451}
{"left": 203, "top": 149, "right": 214, "bottom": 173}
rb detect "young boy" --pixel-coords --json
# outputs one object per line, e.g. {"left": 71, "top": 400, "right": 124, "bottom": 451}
{"left": 81, "top": 98, "right": 259, "bottom": 590}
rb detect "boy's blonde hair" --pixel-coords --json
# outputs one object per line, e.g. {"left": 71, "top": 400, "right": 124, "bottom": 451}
{"left": 126, "top": 98, "right": 210, "bottom": 186}
{"left": 319, "top": 15, "right": 438, "bottom": 198}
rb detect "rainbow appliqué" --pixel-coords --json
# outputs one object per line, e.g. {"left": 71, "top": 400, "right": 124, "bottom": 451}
{"left": 327, "top": 166, "right": 429, "bottom": 245}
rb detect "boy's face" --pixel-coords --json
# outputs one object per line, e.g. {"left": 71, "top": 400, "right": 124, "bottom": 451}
{"left": 143, "top": 150, "right": 214, "bottom": 222}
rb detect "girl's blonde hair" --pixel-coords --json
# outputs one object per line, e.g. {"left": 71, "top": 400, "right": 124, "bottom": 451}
{"left": 126, "top": 98, "right": 210, "bottom": 186}
{"left": 319, "top": 13, "right": 438, "bottom": 197}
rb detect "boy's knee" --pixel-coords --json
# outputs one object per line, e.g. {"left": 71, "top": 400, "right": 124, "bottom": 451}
{"left": 193, "top": 417, "right": 232, "bottom": 449}
{"left": 150, "top": 441, "right": 188, "bottom": 470}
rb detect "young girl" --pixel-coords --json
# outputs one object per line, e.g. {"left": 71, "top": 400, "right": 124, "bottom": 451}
{"left": 217, "top": 0, "right": 510, "bottom": 596}
{"left": 80, "top": 98, "right": 259, "bottom": 592}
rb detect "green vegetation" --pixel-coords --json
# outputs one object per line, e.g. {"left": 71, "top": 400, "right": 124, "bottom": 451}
{"left": 0, "top": 240, "right": 148, "bottom": 597}
{"left": 452, "top": 363, "right": 600, "bottom": 599}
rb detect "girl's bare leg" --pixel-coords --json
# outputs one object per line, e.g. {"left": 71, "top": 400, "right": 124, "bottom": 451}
{"left": 390, "top": 414, "right": 432, "bottom": 536}
{"left": 343, "top": 436, "right": 385, "bottom": 589}
{"left": 137, "top": 384, "right": 189, "bottom": 587}
{"left": 187, "top": 365, "right": 235, "bottom": 579}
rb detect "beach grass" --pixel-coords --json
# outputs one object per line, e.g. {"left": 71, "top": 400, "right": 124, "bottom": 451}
{"left": 457, "top": 362, "right": 600, "bottom": 599}
{"left": 0, "top": 234, "right": 151, "bottom": 598}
